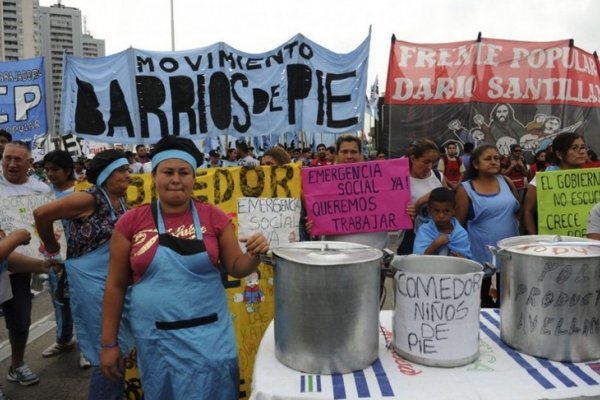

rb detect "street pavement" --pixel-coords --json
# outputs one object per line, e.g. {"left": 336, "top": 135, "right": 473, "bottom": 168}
{"left": 0, "top": 290, "right": 91, "bottom": 400}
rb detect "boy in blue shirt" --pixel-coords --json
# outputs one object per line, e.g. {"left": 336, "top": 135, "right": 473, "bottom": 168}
{"left": 413, "top": 187, "right": 472, "bottom": 258}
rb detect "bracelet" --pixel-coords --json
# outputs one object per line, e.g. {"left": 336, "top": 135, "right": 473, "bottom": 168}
{"left": 43, "top": 250, "right": 63, "bottom": 263}
{"left": 100, "top": 342, "right": 119, "bottom": 349}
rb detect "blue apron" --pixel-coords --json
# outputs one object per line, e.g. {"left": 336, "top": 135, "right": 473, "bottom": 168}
{"left": 64, "top": 191, "right": 133, "bottom": 366}
{"left": 130, "top": 201, "right": 238, "bottom": 400}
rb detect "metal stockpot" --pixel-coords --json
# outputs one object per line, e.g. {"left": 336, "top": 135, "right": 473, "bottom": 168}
{"left": 271, "top": 241, "right": 383, "bottom": 374}
{"left": 391, "top": 255, "right": 484, "bottom": 367}
{"left": 493, "top": 235, "right": 600, "bottom": 362}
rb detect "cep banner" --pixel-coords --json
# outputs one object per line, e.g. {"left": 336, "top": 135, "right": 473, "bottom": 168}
{"left": 61, "top": 34, "right": 370, "bottom": 144}
{"left": 382, "top": 37, "right": 600, "bottom": 160}
{"left": 77, "top": 164, "right": 302, "bottom": 399}
{"left": 0, "top": 57, "right": 48, "bottom": 141}
{"left": 536, "top": 168, "right": 600, "bottom": 236}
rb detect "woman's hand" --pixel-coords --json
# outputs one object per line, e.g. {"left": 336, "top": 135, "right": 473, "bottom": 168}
{"left": 37, "top": 258, "right": 64, "bottom": 274}
{"left": 414, "top": 193, "right": 430, "bottom": 213}
{"left": 405, "top": 204, "right": 416, "bottom": 220}
{"left": 35, "top": 259, "right": 53, "bottom": 274}
{"left": 47, "top": 260, "right": 64, "bottom": 274}
{"left": 7, "top": 229, "right": 31, "bottom": 246}
{"left": 239, "top": 233, "right": 269, "bottom": 257}
{"left": 305, "top": 219, "right": 314, "bottom": 236}
{"left": 100, "top": 347, "right": 124, "bottom": 381}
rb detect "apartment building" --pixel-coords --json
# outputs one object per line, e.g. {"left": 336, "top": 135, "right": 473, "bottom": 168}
{"left": 0, "top": 0, "right": 40, "bottom": 60}
{"left": 39, "top": 3, "right": 104, "bottom": 135}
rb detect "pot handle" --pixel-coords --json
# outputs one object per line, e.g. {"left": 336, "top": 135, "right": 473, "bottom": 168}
{"left": 381, "top": 248, "right": 396, "bottom": 277}
{"left": 259, "top": 252, "right": 276, "bottom": 266}
{"left": 485, "top": 245, "right": 504, "bottom": 277}
{"left": 486, "top": 245, "right": 509, "bottom": 258}
{"left": 387, "top": 254, "right": 409, "bottom": 272}
{"left": 483, "top": 262, "right": 496, "bottom": 277}
{"left": 382, "top": 248, "right": 395, "bottom": 266}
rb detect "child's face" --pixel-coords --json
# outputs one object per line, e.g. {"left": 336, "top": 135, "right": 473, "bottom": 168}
{"left": 429, "top": 201, "right": 454, "bottom": 226}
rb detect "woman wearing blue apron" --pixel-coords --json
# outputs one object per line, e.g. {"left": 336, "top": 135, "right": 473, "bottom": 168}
{"left": 35, "top": 149, "right": 134, "bottom": 400}
{"left": 100, "top": 136, "right": 269, "bottom": 399}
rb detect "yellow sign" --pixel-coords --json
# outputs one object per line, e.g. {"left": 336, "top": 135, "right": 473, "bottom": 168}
{"left": 536, "top": 168, "right": 600, "bottom": 237}
{"left": 79, "top": 165, "right": 301, "bottom": 399}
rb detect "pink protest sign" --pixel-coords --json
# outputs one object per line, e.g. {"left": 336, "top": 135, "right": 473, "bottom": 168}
{"left": 302, "top": 158, "right": 413, "bottom": 236}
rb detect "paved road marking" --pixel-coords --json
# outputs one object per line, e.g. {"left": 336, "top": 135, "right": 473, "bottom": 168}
{"left": 0, "top": 313, "right": 56, "bottom": 362}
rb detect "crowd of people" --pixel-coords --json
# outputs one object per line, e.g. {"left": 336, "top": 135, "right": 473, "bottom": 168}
{"left": 0, "top": 130, "right": 273, "bottom": 399}
{"left": 0, "top": 126, "right": 597, "bottom": 399}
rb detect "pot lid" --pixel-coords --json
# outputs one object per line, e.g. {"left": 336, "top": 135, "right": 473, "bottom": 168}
{"left": 497, "top": 235, "right": 600, "bottom": 257}
{"left": 272, "top": 241, "right": 383, "bottom": 266}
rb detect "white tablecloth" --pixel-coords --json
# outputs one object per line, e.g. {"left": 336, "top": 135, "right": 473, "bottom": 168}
{"left": 250, "top": 310, "right": 600, "bottom": 400}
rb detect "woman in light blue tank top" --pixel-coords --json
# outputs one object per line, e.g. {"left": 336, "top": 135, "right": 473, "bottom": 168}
{"left": 456, "top": 145, "right": 520, "bottom": 308}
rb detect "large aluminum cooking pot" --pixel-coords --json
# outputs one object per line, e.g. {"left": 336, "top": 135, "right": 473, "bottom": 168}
{"left": 494, "top": 235, "right": 600, "bottom": 362}
{"left": 391, "top": 255, "right": 484, "bottom": 367}
{"left": 271, "top": 241, "right": 383, "bottom": 374}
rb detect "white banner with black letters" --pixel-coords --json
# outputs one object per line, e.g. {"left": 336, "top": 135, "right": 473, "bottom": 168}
{"left": 60, "top": 34, "right": 370, "bottom": 144}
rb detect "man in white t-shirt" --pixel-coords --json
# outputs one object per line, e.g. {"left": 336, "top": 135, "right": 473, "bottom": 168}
{"left": 237, "top": 142, "right": 259, "bottom": 167}
{"left": 0, "top": 142, "right": 51, "bottom": 387}
{"left": 126, "top": 151, "right": 143, "bottom": 174}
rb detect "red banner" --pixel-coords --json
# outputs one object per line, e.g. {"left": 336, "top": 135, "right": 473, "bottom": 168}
{"left": 380, "top": 37, "right": 600, "bottom": 160}
{"left": 385, "top": 38, "right": 600, "bottom": 107}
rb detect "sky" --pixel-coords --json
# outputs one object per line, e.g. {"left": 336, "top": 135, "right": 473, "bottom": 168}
{"left": 39, "top": 0, "right": 600, "bottom": 92}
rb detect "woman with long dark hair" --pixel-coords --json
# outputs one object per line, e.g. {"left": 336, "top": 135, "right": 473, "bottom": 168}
{"left": 396, "top": 139, "right": 446, "bottom": 255}
{"left": 528, "top": 147, "right": 549, "bottom": 180}
{"left": 523, "top": 132, "right": 588, "bottom": 235}
{"left": 455, "top": 144, "right": 520, "bottom": 307}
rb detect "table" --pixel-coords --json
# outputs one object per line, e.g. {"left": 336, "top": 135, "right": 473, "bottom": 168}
{"left": 250, "top": 310, "right": 600, "bottom": 400}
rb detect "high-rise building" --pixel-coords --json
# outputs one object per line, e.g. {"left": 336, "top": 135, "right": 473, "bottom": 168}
{"left": 39, "top": 2, "right": 104, "bottom": 135}
{"left": 0, "top": 0, "right": 40, "bottom": 61}
{"left": 0, "top": 1, "right": 104, "bottom": 137}
{"left": 82, "top": 33, "right": 105, "bottom": 58}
